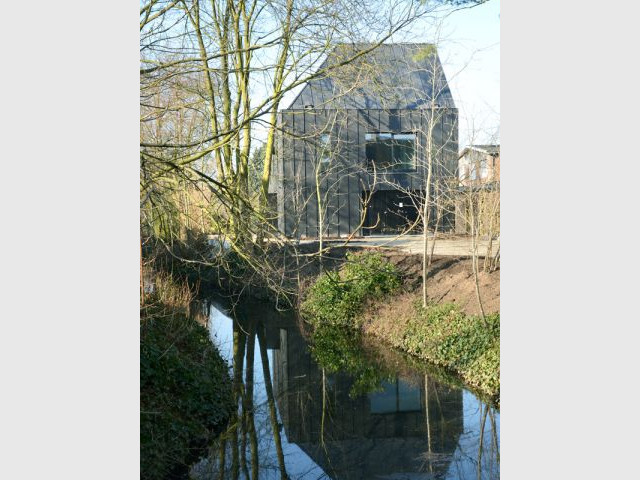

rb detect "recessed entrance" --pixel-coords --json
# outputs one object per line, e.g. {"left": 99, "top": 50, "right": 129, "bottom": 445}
{"left": 363, "top": 190, "right": 421, "bottom": 235}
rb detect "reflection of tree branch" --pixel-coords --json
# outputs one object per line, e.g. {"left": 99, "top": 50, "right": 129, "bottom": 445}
{"left": 217, "top": 436, "right": 226, "bottom": 480}
{"left": 257, "top": 324, "right": 287, "bottom": 480}
{"left": 425, "top": 374, "right": 433, "bottom": 475}
{"left": 489, "top": 408, "right": 499, "bottom": 464}
{"left": 230, "top": 321, "right": 247, "bottom": 480}
{"left": 477, "top": 403, "right": 488, "bottom": 480}
{"left": 244, "top": 322, "right": 259, "bottom": 480}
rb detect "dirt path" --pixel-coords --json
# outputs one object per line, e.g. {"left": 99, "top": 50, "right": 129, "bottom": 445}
{"left": 381, "top": 253, "right": 500, "bottom": 316}
{"left": 323, "top": 234, "right": 500, "bottom": 257}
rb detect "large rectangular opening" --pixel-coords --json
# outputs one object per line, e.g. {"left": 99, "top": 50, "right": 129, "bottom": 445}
{"left": 362, "top": 190, "right": 456, "bottom": 235}
{"left": 362, "top": 190, "right": 421, "bottom": 235}
{"left": 365, "top": 132, "right": 416, "bottom": 172}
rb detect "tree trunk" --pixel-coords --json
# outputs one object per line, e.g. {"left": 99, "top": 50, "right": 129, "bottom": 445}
{"left": 316, "top": 164, "right": 324, "bottom": 267}
{"left": 422, "top": 121, "right": 434, "bottom": 308}
{"left": 469, "top": 197, "right": 486, "bottom": 321}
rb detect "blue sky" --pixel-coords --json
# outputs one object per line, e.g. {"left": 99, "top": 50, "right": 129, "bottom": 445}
{"left": 393, "top": 0, "right": 500, "bottom": 147}
{"left": 436, "top": 0, "right": 500, "bottom": 147}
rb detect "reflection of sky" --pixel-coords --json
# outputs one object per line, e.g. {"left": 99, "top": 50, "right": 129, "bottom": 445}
{"left": 444, "top": 390, "right": 500, "bottom": 480}
{"left": 208, "top": 302, "right": 499, "bottom": 480}
{"left": 208, "top": 303, "right": 327, "bottom": 479}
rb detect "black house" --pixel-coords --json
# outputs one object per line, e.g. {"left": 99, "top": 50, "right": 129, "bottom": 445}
{"left": 270, "top": 43, "right": 458, "bottom": 238}
{"left": 272, "top": 325, "right": 463, "bottom": 479}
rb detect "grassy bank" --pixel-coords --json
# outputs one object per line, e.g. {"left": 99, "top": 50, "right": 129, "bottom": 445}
{"left": 301, "top": 252, "right": 500, "bottom": 401}
{"left": 140, "top": 274, "right": 233, "bottom": 480}
{"left": 364, "top": 300, "right": 499, "bottom": 400}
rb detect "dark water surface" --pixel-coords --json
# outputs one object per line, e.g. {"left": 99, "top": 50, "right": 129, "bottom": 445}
{"left": 196, "top": 298, "right": 499, "bottom": 480}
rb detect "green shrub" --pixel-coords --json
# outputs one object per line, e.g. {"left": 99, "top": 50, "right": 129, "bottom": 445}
{"left": 301, "top": 252, "right": 500, "bottom": 400}
{"left": 140, "top": 305, "right": 233, "bottom": 480}
{"left": 301, "top": 252, "right": 400, "bottom": 328}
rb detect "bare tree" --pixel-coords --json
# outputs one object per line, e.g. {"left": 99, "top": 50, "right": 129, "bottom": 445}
{"left": 455, "top": 135, "right": 500, "bottom": 319}
{"left": 140, "top": 0, "right": 486, "bottom": 298}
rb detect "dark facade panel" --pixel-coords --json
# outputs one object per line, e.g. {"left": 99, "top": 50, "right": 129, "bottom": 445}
{"left": 276, "top": 105, "right": 458, "bottom": 237}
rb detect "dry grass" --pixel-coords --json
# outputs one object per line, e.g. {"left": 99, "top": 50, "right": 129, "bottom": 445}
{"left": 140, "top": 271, "right": 202, "bottom": 324}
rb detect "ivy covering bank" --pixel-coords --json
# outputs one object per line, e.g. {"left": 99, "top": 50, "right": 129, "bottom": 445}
{"left": 300, "top": 252, "right": 500, "bottom": 400}
{"left": 382, "top": 302, "right": 500, "bottom": 399}
{"left": 140, "top": 277, "right": 233, "bottom": 480}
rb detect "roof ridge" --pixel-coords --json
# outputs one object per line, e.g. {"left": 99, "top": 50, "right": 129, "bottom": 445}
{"left": 332, "top": 42, "right": 434, "bottom": 46}
{"left": 285, "top": 43, "right": 454, "bottom": 110}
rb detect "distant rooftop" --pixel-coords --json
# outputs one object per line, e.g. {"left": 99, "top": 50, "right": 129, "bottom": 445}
{"left": 460, "top": 145, "right": 500, "bottom": 157}
{"left": 286, "top": 43, "right": 456, "bottom": 110}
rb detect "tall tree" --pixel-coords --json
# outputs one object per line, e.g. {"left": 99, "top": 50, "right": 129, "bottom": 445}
{"left": 140, "top": 0, "right": 486, "bottom": 296}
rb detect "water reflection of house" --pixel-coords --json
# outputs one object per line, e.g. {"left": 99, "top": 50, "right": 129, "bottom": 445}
{"left": 272, "top": 326, "right": 463, "bottom": 479}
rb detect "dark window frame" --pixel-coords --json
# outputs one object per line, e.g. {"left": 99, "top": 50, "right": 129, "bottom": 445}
{"left": 365, "top": 132, "right": 417, "bottom": 173}
{"left": 369, "top": 378, "right": 423, "bottom": 414}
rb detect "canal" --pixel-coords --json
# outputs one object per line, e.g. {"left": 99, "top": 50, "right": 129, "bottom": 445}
{"left": 193, "top": 297, "right": 499, "bottom": 480}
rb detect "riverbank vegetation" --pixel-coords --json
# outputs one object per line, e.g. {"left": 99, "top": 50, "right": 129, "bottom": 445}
{"left": 301, "top": 252, "right": 401, "bottom": 328}
{"left": 301, "top": 252, "right": 500, "bottom": 401}
{"left": 140, "top": 274, "right": 233, "bottom": 479}
{"left": 365, "top": 301, "right": 500, "bottom": 399}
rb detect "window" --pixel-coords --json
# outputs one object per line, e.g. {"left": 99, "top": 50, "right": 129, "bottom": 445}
{"left": 369, "top": 378, "right": 422, "bottom": 414}
{"left": 459, "top": 162, "right": 468, "bottom": 182}
{"left": 468, "top": 159, "right": 488, "bottom": 182}
{"left": 479, "top": 160, "right": 489, "bottom": 180}
{"left": 318, "top": 134, "right": 331, "bottom": 165}
{"left": 366, "top": 132, "right": 416, "bottom": 171}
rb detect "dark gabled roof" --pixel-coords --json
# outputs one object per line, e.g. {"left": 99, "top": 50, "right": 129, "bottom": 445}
{"left": 286, "top": 43, "right": 456, "bottom": 110}
{"left": 459, "top": 144, "right": 500, "bottom": 158}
